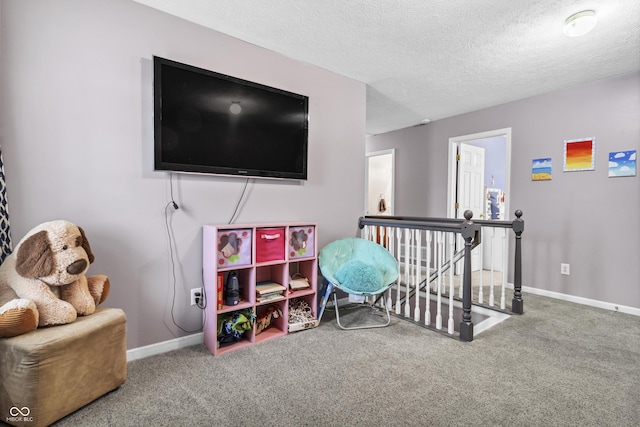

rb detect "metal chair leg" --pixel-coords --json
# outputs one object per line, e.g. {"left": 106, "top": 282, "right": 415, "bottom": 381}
{"left": 333, "top": 290, "right": 391, "bottom": 330}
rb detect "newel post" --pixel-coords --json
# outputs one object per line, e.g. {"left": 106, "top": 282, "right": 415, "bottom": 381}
{"left": 459, "top": 210, "right": 478, "bottom": 342}
{"left": 511, "top": 210, "right": 524, "bottom": 314}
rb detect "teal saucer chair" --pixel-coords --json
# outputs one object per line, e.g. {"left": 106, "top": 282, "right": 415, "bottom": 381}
{"left": 319, "top": 237, "right": 399, "bottom": 330}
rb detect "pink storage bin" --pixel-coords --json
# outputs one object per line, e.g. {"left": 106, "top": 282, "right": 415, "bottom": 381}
{"left": 288, "top": 226, "right": 315, "bottom": 259}
{"left": 256, "top": 227, "right": 285, "bottom": 263}
{"left": 216, "top": 229, "right": 252, "bottom": 268}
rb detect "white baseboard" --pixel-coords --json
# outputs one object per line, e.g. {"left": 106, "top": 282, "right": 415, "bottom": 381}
{"left": 345, "top": 284, "right": 640, "bottom": 317}
{"left": 126, "top": 332, "right": 203, "bottom": 362}
{"left": 517, "top": 284, "right": 640, "bottom": 317}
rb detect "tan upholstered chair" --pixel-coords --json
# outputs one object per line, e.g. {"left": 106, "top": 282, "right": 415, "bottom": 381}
{"left": 0, "top": 307, "right": 127, "bottom": 427}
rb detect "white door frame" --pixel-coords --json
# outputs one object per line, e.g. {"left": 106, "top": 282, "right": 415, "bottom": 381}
{"left": 447, "top": 128, "right": 512, "bottom": 221}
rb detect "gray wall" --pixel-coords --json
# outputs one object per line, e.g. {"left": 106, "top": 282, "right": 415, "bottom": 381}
{"left": 367, "top": 72, "right": 640, "bottom": 309}
{"left": 0, "top": 0, "right": 366, "bottom": 349}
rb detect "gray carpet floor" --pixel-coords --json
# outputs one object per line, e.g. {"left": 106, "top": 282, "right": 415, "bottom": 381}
{"left": 51, "top": 292, "right": 639, "bottom": 427}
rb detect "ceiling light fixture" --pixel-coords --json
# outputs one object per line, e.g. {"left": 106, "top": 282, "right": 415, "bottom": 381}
{"left": 563, "top": 10, "right": 597, "bottom": 37}
{"left": 229, "top": 101, "right": 242, "bottom": 114}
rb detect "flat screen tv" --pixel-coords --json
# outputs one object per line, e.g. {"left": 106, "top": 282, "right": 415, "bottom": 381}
{"left": 153, "top": 56, "right": 309, "bottom": 180}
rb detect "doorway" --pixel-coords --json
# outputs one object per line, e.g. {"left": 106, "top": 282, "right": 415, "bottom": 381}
{"left": 447, "top": 128, "right": 511, "bottom": 221}
{"left": 365, "top": 149, "right": 395, "bottom": 216}
{"left": 447, "top": 128, "right": 511, "bottom": 272}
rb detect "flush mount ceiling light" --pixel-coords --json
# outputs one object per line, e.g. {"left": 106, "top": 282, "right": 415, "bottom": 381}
{"left": 563, "top": 10, "right": 597, "bottom": 37}
{"left": 229, "top": 101, "right": 242, "bottom": 114}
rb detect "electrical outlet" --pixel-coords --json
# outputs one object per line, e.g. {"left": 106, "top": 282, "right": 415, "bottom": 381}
{"left": 190, "top": 288, "right": 202, "bottom": 306}
{"left": 560, "top": 263, "right": 570, "bottom": 275}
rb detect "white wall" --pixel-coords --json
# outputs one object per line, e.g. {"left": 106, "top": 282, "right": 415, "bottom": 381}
{"left": 0, "top": 0, "right": 366, "bottom": 349}
{"left": 367, "top": 72, "right": 640, "bottom": 309}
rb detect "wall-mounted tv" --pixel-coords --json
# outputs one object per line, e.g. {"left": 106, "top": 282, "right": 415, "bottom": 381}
{"left": 153, "top": 56, "right": 309, "bottom": 180}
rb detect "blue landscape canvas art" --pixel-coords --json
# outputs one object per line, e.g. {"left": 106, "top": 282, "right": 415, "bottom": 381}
{"left": 532, "top": 158, "right": 552, "bottom": 181}
{"left": 608, "top": 150, "right": 636, "bottom": 177}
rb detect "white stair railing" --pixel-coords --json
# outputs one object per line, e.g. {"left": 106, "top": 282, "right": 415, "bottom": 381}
{"left": 358, "top": 210, "right": 525, "bottom": 341}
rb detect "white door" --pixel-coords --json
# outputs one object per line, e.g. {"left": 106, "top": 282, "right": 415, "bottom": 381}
{"left": 456, "top": 143, "right": 485, "bottom": 270}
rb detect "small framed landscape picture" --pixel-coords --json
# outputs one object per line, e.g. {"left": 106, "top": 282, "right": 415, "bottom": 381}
{"left": 564, "top": 137, "right": 595, "bottom": 172}
{"left": 532, "top": 158, "right": 552, "bottom": 181}
{"left": 608, "top": 150, "right": 636, "bottom": 177}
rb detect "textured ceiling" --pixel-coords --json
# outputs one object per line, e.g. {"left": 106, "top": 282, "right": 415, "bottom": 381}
{"left": 133, "top": 0, "right": 640, "bottom": 135}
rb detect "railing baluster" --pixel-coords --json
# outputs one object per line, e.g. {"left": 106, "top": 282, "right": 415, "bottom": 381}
{"left": 424, "top": 230, "right": 432, "bottom": 326}
{"left": 457, "top": 233, "right": 464, "bottom": 297}
{"left": 386, "top": 226, "right": 394, "bottom": 310}
{"left": 379, "top": 226, "right": 386, "bottom": 307}
{"left": 432, "top": 236, "right": 438, "bottom": 294}
{"left": 401, "top": 228, "right": 409, "bottom": 317}
{"left": 395, "top": 228, "right": 402, "bottom": 315}
{"left": 364, "top": 226, "right": 374, "bottom": 304}
{"left": 489, "top": 228, "right": 495, "bottom": 307}
{"left": 500, "top": 228, "right": 506, "bottom": 310}
{"left": 436, "top": 231, "right": 443, "bottom": 330}
{"left": 414, "top": 229, "right": 422, "bottom": 322}
{"left": 404, "top": 228, "right": 411, "bottom": 318}
{"left": 368, "top": 228, "right": 376, "bottom": 304}
{"left": 478, "top": 227, "right": 484, "bottom": 304}
{"left": 448, "top": 231, "right": 455, "bottom": 334}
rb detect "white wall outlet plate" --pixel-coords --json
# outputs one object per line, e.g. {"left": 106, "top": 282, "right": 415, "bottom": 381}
{"left": 348, "top": 294, "right": 366, "bottom": 303}
{"left": 190, "top": 288, "right": 202, "bottom": 306}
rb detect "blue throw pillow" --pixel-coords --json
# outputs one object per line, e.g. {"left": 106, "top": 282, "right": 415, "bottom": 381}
{"left": 335, "top": 260, "right": 384, "bottom": 294}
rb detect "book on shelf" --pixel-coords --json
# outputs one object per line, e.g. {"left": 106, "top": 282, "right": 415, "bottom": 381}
{"left": 289, "top": 275, "right": 310, "bottom": 290}
{"left": 256, "top": 281, "right": 286, "bottom": 295}
{"left": 256, "top": 293, "right": 285, "bottom": 303}
{"left": 256, "top": 280, "right": 286, "bottom": 303}
{"left": 217, "top": 272, "right": 223, "bottom": 309}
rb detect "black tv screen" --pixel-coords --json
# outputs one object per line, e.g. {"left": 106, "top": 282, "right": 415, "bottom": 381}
{"left": 153, "top": 56, "right": 309, "bottom": 180}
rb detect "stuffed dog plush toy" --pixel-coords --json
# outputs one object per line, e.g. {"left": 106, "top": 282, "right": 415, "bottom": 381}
{"left": 0, "top": 220, "right": 110, "bottom": 337}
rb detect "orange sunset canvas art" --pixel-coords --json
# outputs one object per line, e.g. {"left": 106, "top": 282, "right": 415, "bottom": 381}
{"left": 564, "top": 138, "right": 595, "bottom": 171}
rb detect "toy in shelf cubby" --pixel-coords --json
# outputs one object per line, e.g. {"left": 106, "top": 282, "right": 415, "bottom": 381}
{"left": 203, "top": 223, "right": 319, "bottom": 356}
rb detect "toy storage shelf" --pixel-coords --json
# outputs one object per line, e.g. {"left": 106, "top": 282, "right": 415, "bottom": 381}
{"left": 203, "top": 222, "right": 318, "bottom": 356}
